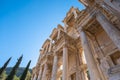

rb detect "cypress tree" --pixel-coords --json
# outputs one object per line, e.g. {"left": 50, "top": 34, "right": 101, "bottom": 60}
{"left": 20, "top": 60, "right": 31, "bottom": 80}
{"left": 0, "top": 57, "right": 12, "bottom": 76}
{"left": 6, "top": 55, "right": 23, "bottom": 80}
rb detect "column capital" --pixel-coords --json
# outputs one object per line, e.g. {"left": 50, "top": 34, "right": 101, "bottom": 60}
{"left": 63, "top": 43, "right": 68, "bottom": 48}
{"left": 78, "top": 27, "right": 85, "bottom": 34}
{"left": 96, "top": 10, "right": 105, "bottom": 19}
{"left": 39, "top": 65, "right": 42, "bottom": 68}
{"left": 95, "top": 0, "right": 103, "bottom": 4}
{"left": 53, "top": 51, "right": 58, "bottom": 57}
{"left": 77, "top": 26, "right": 85, "bottom": 34}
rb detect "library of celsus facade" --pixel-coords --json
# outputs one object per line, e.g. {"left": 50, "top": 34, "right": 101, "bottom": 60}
{"left": 32, "top": 0, "right": 120, "bottom": 80}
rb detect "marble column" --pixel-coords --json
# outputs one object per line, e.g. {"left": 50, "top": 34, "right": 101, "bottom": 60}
{"left": 51, "top": 54, "right": 58, "bottom": 80}
{"left": 33, "top": 74, "right": 37, "bottom": 80}
{"left": 62, "top": 45, "right": 68, "bottom": 80}
{"left": 96, "top": 12, "right": 120, "bottom": 51}
{"left": 79, "top": 29, "right": 102, "bottom": 80}
{"left": 41, "top": 64, "right": 48, "bottom": 80}
{"left": 37, "top": 67, "right": 42, "bottom": 80}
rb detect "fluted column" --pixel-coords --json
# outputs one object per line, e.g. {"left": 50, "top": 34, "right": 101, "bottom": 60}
{"left": 62, "top": 45, "right": 68, "bottom": 80}
{"left": 51, "top": 53, "right": 58, "bottom": 80}
{"left": 37, "top": 67, "right": 42, "bottom": 80}
{"left": 96, "top": 12, "right": 120, "bottom": 51}
{"left": 79, "top": 29, "right": 102, "bottom": 80}
{"left": 41, "top": 64, "right": 48, "bottom": 80}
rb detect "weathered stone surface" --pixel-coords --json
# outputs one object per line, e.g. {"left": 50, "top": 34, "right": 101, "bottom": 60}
{"left": 108, "top": 65, "right": 120, "bottom": 80}
{"left": 31, "top": 1, "right": 120, "bottom": 80}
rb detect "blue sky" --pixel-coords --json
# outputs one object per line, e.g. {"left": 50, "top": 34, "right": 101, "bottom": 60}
{"left": 0, "top": 0, "right": 84, "bottom": 68}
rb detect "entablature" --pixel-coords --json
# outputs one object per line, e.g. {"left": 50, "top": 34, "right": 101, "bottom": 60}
{"left": 78, "top": 0, "right": 95, "bottom": 7}
{"left": 50, "top": 28, "right": 58, "bottom": 41}
{"left": 51, "top": 31, "right": 77, "bottom": 56}
{"left": 63, "top": 7, "right": 80, "bottom": 28}
{"left": 41, "top": 39, "right": 50, "bottom": 55}
{"left": 76, "top": 3, "right": 120, "bottom": 35}
{"left": 54, "top": 31, "right": 76, "bottom": 48}
{"left": 57, "top": 24, "right": 64, "bottom": 31}
{"left": 76, "top": 7, "right": 97, "bottom": 30}
{"left": 39, "top": 54, "right": 53, "bottom": 66}
{"left": 42, "top": 39, "right": 50, "bottom": 48}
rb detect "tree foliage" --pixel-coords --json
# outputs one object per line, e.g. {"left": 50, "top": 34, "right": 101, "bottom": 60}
{"left": 14, "top": 75, "right": 19, "bottom": 80}
{"left": 25, "top": 71, "right": 31, "bottom": 80}
{"left": 0, "top": 71, "right": 7, "bottom": 80}
{"left": 20, "top": 60, "right": 31, "bottom": 80}
{"left": 0, "top": 55, "right": 32, "bottom": 80}
{"left": 0, "top": 57, "right": 12, "bottom": 76}
{"left": 6, "top": 55, "right": 23, "bottom": 80}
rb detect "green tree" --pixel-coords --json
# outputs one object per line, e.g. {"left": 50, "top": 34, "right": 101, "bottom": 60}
{"left": 20, "top": 60, "right": 31, "bottom": 80}
{"left": 0, "top": 71, "right": 7, "bottom": 80}
{"left": 14, "top": 75, "right": 19, "bottom": 80}
{"left": 6, "top": 55, "right": 23, "bottom": 80}
{"left": 25, "top": 71, "right": 31, "bottom": 80}
{"left": 0, "top": 57, "right": 12, "bottom": 76}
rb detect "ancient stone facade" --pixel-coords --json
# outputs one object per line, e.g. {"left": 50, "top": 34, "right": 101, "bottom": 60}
{"left": 32, "top": 0, "right": 120, "bottom": 80}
